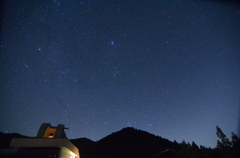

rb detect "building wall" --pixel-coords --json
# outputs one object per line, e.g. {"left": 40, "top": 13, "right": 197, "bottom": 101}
{"left": 17, "top": 147, "right": 60, "bottom": 158}
{"left": 59, "top": 147, "right": 77, "bottom": 158}
{"left": 10, "top": 138, "right": 80, "bottom": 158}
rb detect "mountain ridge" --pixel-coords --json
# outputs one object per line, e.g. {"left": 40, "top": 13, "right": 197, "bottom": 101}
{"left": 1, "top": 127, "right": 239, "bottom": 158}
{"left": 0, "top": 127, "right": 179, "bottom": 158}
{"left": 71, "top": 127, "right": 180, "bottom": 158}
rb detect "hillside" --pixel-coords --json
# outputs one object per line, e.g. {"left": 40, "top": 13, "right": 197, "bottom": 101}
{"left": 0, "top": 128, "right": 180, "bottom": 158}
{"left": 71, "top": 127, "right": 180, "bottom": 158}
{"left": 0, "top": 132, "right": 28, "bottom": 148}
{"left": 1, "top": 127, "right": 239, "bottom": 158}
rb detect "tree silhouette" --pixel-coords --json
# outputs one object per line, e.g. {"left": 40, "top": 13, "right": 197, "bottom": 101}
{"left": 216, "top": 126, "right": 240, "bottom": 158}
{"left": 216, "top": 126, "right": 231, "bottom": 148}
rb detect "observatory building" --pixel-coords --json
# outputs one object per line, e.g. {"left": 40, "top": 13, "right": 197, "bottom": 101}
{"left": 10, "top": 123, "right": 80, "bottom": 158}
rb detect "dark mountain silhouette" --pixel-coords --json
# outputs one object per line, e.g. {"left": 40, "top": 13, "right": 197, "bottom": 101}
{"left": 70, "top": 137, "right": 95, "bottom": 149}
{"left": 0, "top": 127, "right": 181, "bottom": 158}
{"left": 0, "top": 132, "right": 28, "bottom": 148}
{"left": 70, "top": 137, "right": 95, "bottom": 158}
{"left": 1, "top": 127, "right": 239, "bottom": 158}
{"left": 152, "top": 149, "right": 185, "bottom": 158}
{"left": 71, "top": 127, "right": 180, "bottom": 158}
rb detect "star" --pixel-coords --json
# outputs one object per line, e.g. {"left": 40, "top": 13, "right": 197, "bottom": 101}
{"left": 0, "top": 0, "right": 239, "bottom": 148}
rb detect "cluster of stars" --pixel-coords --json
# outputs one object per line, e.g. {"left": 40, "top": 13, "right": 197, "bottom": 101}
{"left": 0, "top": 0, "right": 239, "bottom": 148}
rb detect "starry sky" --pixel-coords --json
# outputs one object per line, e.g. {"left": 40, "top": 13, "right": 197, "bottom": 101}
{"left": 0, "top": 0, "right": 240, "bottom": 148}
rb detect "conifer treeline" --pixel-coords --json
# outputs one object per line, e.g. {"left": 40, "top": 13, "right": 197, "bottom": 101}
{"left": 177, "top": 126, "right": 240, "bottom": 158}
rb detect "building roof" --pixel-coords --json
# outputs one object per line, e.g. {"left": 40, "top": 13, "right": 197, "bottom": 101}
{"left": 10, "top": 138, "right": 80, "bottom": 158}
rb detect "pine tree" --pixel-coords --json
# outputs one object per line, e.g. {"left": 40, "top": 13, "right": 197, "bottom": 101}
{"left": 230, "top": 132, "right": 240, "bottom": 158}
{"left": 215, "top": 126, "right": 240, "bottom": 158}
{"left": 216, "top": 126, "right": 231, "bottom": 148}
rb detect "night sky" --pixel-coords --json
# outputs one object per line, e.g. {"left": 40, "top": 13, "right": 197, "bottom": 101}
{"left": 0, "top": 0, "right": 240, "bottom": 148}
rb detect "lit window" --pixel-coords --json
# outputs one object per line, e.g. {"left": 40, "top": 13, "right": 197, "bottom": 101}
{"left": 48, "top": 133, "right": 54, "bottom": 138}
